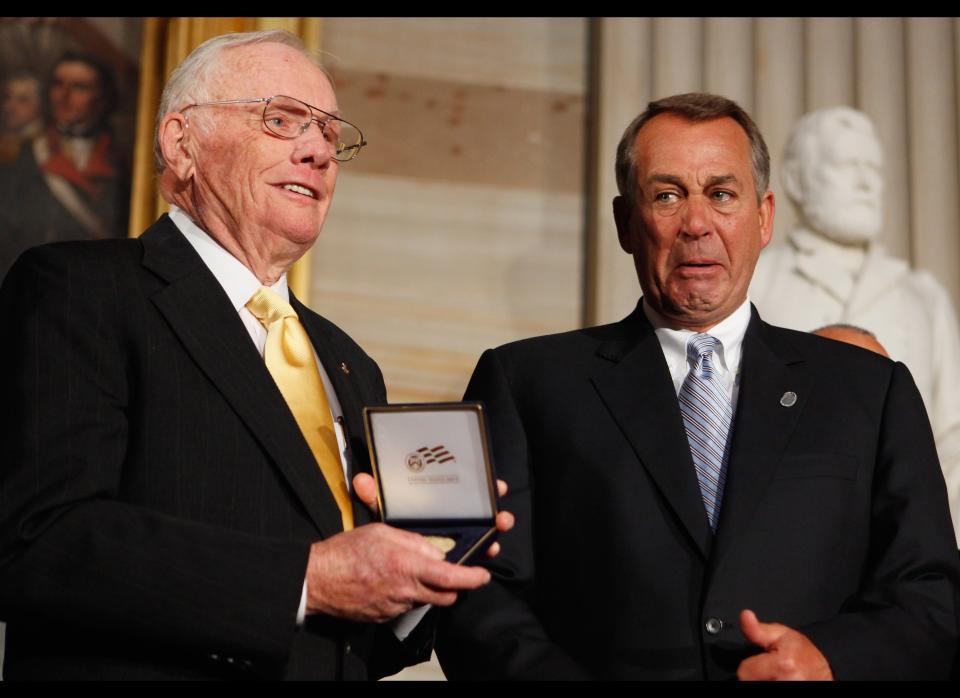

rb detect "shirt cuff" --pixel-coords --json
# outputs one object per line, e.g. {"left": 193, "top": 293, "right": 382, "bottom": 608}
{"left": 390, "top": 604, "right": 432, "bottom": 640}
{"left": 297, "top": 579, "right": 307, "bottom": 626}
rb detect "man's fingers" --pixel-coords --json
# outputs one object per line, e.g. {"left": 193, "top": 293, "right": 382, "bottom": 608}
{"left": 352, "top": 473, "right": 380, "bottom": 514}
{"left": 408, "top": 586, "right": 459, "bottom": 609}
{"left": 737, "top": 652, "right": 787, "bottom": 681}
{"left": 351, "top": 522, "right": 444, "bottom": 560}
{"left": 496, "top": 478, "right": 508, "bottom": 497}
{"left": 739, "top": 608, "right": 786, "bottom": 649}
{"left": 485, "top": 541, "right": 501, "bottom": 558}
{"left": 739, "top": 608, "right": 762, "bottom": 644}
{"left": 495, "top": 510, "right": 514, "bottom": 533}
{"left": 417, "top": 559, "right": 491, "bottom": 591}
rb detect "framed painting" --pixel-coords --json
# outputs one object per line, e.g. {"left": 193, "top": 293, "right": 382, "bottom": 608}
{"left": 0, "top": 17, "right": 142, "bottom": 280}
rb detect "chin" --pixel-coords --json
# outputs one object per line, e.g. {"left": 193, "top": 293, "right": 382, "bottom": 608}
{"left": 270, "top": 213, "right": 326, "bottom": 246}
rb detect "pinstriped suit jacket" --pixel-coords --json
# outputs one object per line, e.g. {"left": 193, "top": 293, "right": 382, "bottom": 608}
{"left": 0, "top": 215, "right": 418, "bottom": 679}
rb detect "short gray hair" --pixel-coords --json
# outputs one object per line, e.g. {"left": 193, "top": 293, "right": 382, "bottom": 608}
{"left": 614, "top": 92, "right": 770, "bottom": 204}
{"left": 153, "top": 29, "right": 312, "bottom": 172}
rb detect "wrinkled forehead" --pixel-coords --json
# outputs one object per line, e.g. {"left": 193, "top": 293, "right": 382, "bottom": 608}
{"left": 216, "top": 43, "right": 337, "bottom": 113}
{"left": 635, "top": 114, "right": 753, "bottom": 176}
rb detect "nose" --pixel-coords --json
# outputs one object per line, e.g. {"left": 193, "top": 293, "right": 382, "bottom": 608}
{"left": 291, "top": 121, "right": 333, "bottom": 170}
{"left": 679, "top": 195, "right": 713, "bottom": 239}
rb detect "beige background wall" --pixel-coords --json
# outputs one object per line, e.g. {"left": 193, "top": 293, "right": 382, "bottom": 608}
{"left": 310, "top": 18, "right": 588, "bottom": 404}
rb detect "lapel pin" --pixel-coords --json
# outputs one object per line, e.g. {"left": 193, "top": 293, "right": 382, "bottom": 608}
{"left": 340, "top": 361, "right": 350, "bottom": 375}
{"left": 780, "top": 391, "right": 797, "bottom": 407}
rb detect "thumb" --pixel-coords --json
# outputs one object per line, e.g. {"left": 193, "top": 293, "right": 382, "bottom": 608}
{"left": 739, "top": 609, "right": 785, "bottom": 649}
{"left": 352, "top": 473, "right": 380, "bottom": 516}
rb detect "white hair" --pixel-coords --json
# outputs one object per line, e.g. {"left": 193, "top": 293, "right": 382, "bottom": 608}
{"left": 153, "top": 29, "right": 314, "bottom": 172}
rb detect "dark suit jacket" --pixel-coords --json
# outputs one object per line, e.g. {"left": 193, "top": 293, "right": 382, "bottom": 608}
{"left": 0, "top": 215, "right": 424, "bottom": 679}
{"left": 436, "top": 303, "right": 960, "bottom": 680}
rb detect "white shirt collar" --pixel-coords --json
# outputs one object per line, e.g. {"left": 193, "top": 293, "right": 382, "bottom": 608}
{"left": 642, "top": 296, "right": 751, "bottom": 373}
{"left": 642, "top": 297, "right": 752, "bottom": 405}
{"left": 168, "top": 204, "right": 288, "bottom": 306}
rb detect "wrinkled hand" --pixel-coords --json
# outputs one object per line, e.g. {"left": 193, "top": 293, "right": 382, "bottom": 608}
{"left": 737, "top": 609, "right": 834, "bottom": 681}
{"left": 352, "top": 473, "right": 515, "bottom": 558}
{"left": 304, "top": 474, "right": 516, "bottom": 623}
{"left": 305, "top": 523, "right": 492, "bottom": 622}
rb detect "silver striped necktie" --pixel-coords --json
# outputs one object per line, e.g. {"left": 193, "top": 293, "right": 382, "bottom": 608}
{"left": 678, "top": 333, "right": 733, "bottom": 531}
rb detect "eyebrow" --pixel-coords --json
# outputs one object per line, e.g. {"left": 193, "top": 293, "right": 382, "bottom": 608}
{"left": 703, "top": 174, "right": 739, "bottom": 188}
{"left": 646, "top": 173, "right": 740, "bottom": 188}
{"left": 648, "top": 174, "right": 686, "bottom": 188}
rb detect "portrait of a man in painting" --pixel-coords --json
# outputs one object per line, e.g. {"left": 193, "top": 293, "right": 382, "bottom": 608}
{"left": 0, "top": 18, "right": 140, "bottom": 280}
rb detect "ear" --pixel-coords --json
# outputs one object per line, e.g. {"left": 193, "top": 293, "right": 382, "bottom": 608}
{"left": 158, "top": 112, "right": 195, "bottom": 183}
{"left": 613, "top": 195, "right": 635, "bottom": 254}
{"left": 758, "top": 190, "right": 775, "bottom": 250}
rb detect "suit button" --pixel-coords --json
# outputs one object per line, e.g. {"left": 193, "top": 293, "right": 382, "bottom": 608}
{"left": 705, "top": 617, "right": 723, "bottom": 635}
{"left": 344, "top": 641, "right": 352, "bottom": 654}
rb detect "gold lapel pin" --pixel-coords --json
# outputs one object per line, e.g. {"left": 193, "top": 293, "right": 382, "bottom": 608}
{"left": 340, "top": 361, "right": 350, "bottom": 375}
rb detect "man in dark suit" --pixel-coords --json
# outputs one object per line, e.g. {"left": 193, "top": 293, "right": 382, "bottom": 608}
{"left": 436, "top": 93, "right": 960, "bottom": 680}
{"left": 0, "top": 30, "right": 509, "bottom": 680}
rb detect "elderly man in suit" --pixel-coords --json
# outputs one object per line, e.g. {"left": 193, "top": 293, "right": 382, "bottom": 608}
{"left": 0, "top": 30, "right": 509, "bottom": 680}
{"left": 436, "top": 93, "right": 959, "bottom": 680}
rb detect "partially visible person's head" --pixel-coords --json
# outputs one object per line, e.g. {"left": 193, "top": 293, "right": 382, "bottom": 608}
{"left": 2, "top": 73, "right": 41, "bottom": 133}
{"left": 812, "top": 323, "right": 889, "bottom": 357}
{"left": 782, "top": 106, "right": 883, "bottom": 246}
{"left": 156, "top": 30, "right": 351, "bottom": 278}
{"left": 48, "top": 52, "right": 116, "bottom": 131}
{"left": 613, "top": 93, "right": 775, "bottom": 331}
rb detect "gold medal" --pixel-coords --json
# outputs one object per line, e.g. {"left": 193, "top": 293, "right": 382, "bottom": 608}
{"left": 425, "top": 536, "right": 456, "bottom": 554}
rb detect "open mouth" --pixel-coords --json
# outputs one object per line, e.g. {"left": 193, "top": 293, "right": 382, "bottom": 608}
{"left": 676, "top": 260, "right": 721, "bottom": 275}
{"left": 280, "top": 183, "right": 316, "bottom": 199}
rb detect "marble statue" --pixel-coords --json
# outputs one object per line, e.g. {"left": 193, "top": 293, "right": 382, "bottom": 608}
{"left": 751, "top": 106, "right": 960, "bottom": 542}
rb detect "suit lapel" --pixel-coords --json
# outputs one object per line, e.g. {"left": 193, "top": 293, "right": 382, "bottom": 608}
{"left": 711, "top": 309, "right": 809, "bottom": 568}
{"left": 140, "top": 216, "right": 346, "bottom": 538}
{"left": 590, "top": 308, "right": 713, "bottom": 559}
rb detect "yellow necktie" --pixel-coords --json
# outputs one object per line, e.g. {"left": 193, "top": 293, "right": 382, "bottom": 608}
{"left": 246, "top": 286, "right": 353, "bottom": 530}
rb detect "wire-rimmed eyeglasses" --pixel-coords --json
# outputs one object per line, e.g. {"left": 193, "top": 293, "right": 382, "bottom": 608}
{"left": 181, "top": 94, "right": 366, "bottom": 162}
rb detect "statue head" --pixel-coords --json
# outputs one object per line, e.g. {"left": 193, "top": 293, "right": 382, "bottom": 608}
{"left": 782, "top": 106, "right": 884, "bottom": 245}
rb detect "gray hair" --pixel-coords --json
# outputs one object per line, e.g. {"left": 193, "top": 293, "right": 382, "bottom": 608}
{"left": 153, "top": 29, "right": 312, "bottom": 172}
{"left": 614, "top": 92, "right": 770, "bottom": 204}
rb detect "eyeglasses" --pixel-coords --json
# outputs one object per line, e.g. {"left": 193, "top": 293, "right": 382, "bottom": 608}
{"left": 181, "top": 94, "right": 366, "bottom": 162}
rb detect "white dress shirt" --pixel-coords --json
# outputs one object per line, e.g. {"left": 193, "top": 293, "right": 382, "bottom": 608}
{"left": 642, "top": 296, "right": 752, "bottom": 413}
{"left": 169, "top": 206, "right": 428, "bottom": 640}
{"left": 169, "top": 205, "right": 349, "bottom": 626}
